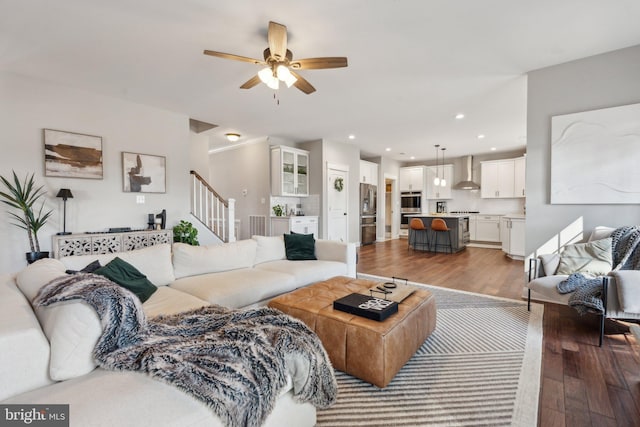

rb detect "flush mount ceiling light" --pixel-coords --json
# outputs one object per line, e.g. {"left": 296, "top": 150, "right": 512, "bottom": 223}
{"left": 225, "top": 133, "right": 241, "bottom": 142}
{"left": 433, "top": 144, "right": 441, "bottom": 186}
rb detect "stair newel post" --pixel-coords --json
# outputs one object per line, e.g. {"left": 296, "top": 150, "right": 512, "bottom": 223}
{"left": 227, "top": 198, "right": 236, "bottom": 242}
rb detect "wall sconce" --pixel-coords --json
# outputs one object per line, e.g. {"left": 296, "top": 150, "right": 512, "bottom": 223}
{"left": 56, "top": 188, "right": 73, "bottom": 235}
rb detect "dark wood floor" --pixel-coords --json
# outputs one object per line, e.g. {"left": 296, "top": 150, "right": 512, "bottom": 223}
{"left": 357, "top": 239, "right": 640, "bottom": 427}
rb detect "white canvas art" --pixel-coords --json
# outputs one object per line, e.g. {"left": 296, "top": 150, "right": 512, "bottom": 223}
{"left": 551, "top": 103, "right": 640, "bottom": 204}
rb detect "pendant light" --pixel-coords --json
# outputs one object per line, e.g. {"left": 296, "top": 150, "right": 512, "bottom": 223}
{"left": 433, "top": 144, "right": 440, "bottom": 186}
{"left": 440, "top": 147, "right": 447, "bottom": 187}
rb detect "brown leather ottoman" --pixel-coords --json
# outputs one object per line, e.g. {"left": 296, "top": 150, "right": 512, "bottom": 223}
{"left": 268, "top": 276, "right": 437, "bottom": 388}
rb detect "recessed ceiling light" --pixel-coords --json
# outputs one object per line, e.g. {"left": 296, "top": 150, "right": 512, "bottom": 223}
{"left": 225, "top": 133, "right": 241, "bottom": 142}
{"left": 410, "top": 156, "right": 415, "bottom": 160}
{"left": 491, "top": 147, "right": 497, "bottom": 151}
{"left": 385, "top": 148, "right": 391, "bottom": 152}
{"left": 348, "top": 134, "right": 355, "bottom": 140}
{"left": 455, "top": 113, "right": 465, "bottom": 120}
{"left": 477, "top": 134, "right": 485, "bottom": 139}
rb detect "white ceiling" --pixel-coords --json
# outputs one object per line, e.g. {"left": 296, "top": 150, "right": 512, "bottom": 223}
{"left": 2, "top": 0, "right": 640, "bottom": 162}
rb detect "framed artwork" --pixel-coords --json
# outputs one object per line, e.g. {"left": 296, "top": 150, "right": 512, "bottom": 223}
{"left": 122, "top": 152, "right": 166, "bottom": 193}
{"left": 44, "top": 129, "right": 103, "bottom": 179}
{"left": 551, "top": 102, "right": 640, "bottom": 204}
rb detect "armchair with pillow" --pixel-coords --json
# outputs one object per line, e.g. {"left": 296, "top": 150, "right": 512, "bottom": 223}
{"left": 527, "top": 226, "right": 640, "bottom": 346}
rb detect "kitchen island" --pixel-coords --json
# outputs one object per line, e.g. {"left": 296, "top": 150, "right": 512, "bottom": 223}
{"left": 405, "top": 214, "right": 469, "bottom": 253}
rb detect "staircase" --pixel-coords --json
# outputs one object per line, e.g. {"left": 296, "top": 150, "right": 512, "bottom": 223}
{"left": 190, "top": 170, "right": 236, "bottom": 242}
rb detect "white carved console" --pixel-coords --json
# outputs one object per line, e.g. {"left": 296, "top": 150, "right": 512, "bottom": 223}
{"left": 52, "top": 229, "right": 172, "bottom": 259}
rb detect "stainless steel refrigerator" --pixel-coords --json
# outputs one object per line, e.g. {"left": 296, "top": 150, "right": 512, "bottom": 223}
{"left": 360, "top": 183, "right": 377, "bottom": 245}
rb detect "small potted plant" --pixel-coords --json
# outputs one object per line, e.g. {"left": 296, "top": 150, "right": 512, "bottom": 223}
{"left": 173, "top": 220, "right": 199, "bottom": 246}
{"left": 0, "top": 171, "right": 53, "bottom": 263}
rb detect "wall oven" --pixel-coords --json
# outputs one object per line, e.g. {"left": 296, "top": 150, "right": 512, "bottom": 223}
{"left": 400, "top": 192, "right": 421, "bottom": 210}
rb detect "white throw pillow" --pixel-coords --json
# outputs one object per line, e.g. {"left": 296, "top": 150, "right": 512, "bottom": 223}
{"left": 252, "top": 235, "right": 286, "bottom": 265}
{"left": 588, "top": 226, "right": 616, "bottom": 242}
{"left": 556, "top": 238, "right": 613, "bottom": 277}
{"left": 172, "top": 239, "right": 258, "bottom": 279}
{"left": 539, "top": 253, "right": 560, "bottom": 276}
{"left": 16, "top": 259, "right": 101, "bottom": 381}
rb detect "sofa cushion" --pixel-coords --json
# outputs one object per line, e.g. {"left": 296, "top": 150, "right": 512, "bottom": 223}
{"left": 142, "top": 286, "right": 209, "bottom": 318}
{"left": 172, "top": 240, "right": 258, "bottom": 279}
{"left": 609, "top": 270, "right": 640, "bottom": 314}
{"left": 557, "top": 238, "right": 613, "bottom": 277}
{"left": 0, "top": 274, "right": 52, "bottom": 401}
{"left": 283, "top": 233, "right": 317, "bottom": 261}
{"left": 527, "top": 275, "right": 571, "bottom": 305}
{"left": 588, "top": 226, "right": 616, "bottom": 242}
{"left": 94, "top": 257, "right": 157, "bottom": 303}
{"left": 256, "top": 260, "right": 348, "bottom": 286}
{"left": 59, "top": 244, "right": 175, "bottom": 287}
{"left": 253, "top": 235, "right": 286, "bottom": 265}
{"left": 16, "top": 260, "right": 101, "bottom": 381}
{"left": 539, "top": 253, "right": 560, "bottom": 276}
{"left": 171, "top": 268, "right": 296, "bottom": 308}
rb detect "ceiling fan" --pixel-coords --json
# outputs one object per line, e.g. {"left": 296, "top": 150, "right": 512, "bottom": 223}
{"left": 203, "top": 21, "right": 348, "bottom": 94}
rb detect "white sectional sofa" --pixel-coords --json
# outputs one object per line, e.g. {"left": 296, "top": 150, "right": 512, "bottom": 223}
{"left": 0, "top": 235, "right": 356, "bottom": 427}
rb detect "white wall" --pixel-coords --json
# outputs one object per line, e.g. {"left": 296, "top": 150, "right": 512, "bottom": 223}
{"left": 526, "top": 44, "right": 640, "bottom": 255}
{"left": 0, "top": 72, "right": 192, "bottom": 274}
{"left": 208, "top": 138, "right": 275, "bottom": 240}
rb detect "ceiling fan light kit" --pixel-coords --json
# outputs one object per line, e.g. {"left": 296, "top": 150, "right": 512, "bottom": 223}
{"left": 204, "top": 21, "right": 347, "bottom": 95}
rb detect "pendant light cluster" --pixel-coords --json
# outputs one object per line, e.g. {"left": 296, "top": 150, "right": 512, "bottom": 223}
{"left": 433, "top": 145, "right": 447, "bottom": 187}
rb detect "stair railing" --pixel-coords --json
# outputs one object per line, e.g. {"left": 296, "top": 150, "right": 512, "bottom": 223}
{"left": 190, "top": 170, "right": 236, "bottom": 242}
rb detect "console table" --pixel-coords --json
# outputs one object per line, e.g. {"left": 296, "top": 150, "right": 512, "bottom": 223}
{"left": 52, "top": 229, "right": 172, "bottom": 259}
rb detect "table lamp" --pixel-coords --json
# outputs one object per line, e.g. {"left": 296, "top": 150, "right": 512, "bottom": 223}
{"left": 56, "top": 188, "right": 73, "bottom": 235}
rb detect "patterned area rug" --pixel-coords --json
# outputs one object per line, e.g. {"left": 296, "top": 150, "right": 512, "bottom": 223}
{"left": 316, "top": 274, "right": 544, "bottom": 427}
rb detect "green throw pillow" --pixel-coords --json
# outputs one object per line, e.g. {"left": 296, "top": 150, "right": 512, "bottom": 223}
{"left": 94, "top": 257, "right": 157, "bottom": 302}
{"left": 283, "top": 233, "right": 317, "bottom": 261}
{"left": 556, "top": 237, "right": 613, "bottom": 277}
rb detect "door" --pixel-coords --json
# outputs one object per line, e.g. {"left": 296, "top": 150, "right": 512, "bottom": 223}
{"left": 328, "top": 167, "right": 348, "bottom": 242}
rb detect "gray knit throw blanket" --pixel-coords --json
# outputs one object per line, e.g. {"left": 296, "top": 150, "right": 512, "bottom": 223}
{"left": 33, "top": 274, "right": 338, "bottom": 427}
{"left": 559, "top": 225, "right": 640, "bottom": 315}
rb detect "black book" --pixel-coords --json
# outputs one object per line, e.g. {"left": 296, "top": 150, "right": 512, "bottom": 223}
{"left": 333, "top": 293, "right": 399, "bottom": 321}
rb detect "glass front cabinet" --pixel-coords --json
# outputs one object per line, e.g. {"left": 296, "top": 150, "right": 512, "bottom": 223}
{"left": 271, "top": 145, "right": 309, "bottom": 197}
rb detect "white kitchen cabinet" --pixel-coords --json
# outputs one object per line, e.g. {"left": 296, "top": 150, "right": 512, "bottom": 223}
{"left": 360, "top": 160, "right": 378, "bottom": 185}
{"left": 399, "top": 166, "right": 426, "bottom": 192}
{"left": 501, "top": 216, "right": 525, "bottom": 259}
{"left": 426, "top": 164, "right": 453, "bottom": 199}
{"left": 474, "top": 215, "right": 501, "bottom": 242}
{"left": 271, "top": 216, "right": 318, "bottom": 236}
{"left": 469, "top": 215, "right": 477, "bottom": 240}
{"left": 271, "top": 146, "right": 309, "bottom": 197}
{"left": 481, "top": 160, "right": 515, "bottom": 198}
{"left": 514, "top": 157, "right": 526, "bottom": 198}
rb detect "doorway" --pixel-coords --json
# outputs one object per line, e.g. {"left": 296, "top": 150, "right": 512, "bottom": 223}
{"left": 384, "top": 174, "right": 398, "bottom": 240}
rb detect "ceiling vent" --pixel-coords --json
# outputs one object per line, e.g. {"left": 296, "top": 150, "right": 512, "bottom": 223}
{"left": 454, "top": 156, "right": 480, "bottom": 190}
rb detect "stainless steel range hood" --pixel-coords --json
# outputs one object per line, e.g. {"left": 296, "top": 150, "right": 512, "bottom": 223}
{"left": 454, "top": 156, "right": 480, "bottom": 190}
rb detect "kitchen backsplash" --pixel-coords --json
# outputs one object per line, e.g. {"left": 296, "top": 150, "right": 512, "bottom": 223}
{"left": 270, "top": 195, "right": 320, "bottom": 216}
{"left": 426, "top": 189, "right": 525, "bottom": 214}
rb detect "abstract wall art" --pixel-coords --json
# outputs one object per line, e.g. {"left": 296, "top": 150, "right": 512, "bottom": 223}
{"left": 44, "top": 129, "right": 103, "bottom": 179}
{"left": 551, "top": 102, "right": 640, "bottom": 204}
{"left": 122, "top": 152, "right": 166, "bottom": 193}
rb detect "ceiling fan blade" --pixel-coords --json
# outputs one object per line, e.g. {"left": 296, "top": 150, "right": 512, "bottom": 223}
{"left": 290, "top": 71, "right": 316, "bottom": 94}
{"left": 290, "top": 57, "right": 348, "bottom": 70}
{"left": 268, "top": 21, "right": 288, "bottom": 61}
{"left": 203, "top": 50, "right": 264, "bottom": 65}
{"left": 240, "top": 75, "right": 262, "bottom": 89}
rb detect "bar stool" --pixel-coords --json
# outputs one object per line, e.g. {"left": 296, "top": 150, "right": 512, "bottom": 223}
{"left": 409, "top": 218, "right": 429, "bottom": 251}
{"left": 430, "top": 218, "right": 452, "bottom": 253}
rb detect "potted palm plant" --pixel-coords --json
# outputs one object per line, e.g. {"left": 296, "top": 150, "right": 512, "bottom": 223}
{"left": 0, "top": 171, "right": 53, "bottom": 263}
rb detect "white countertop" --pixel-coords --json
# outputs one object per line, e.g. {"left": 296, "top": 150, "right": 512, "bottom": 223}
{"left": 405, "top": 213, "right": 469, "bottom": 218}
{"left": 502, "top": 213, "right": 526, "bottom": 219}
